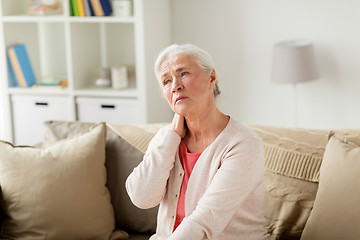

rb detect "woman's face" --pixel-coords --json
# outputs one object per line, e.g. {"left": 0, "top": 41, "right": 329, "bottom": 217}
{"left": 159, "top": 53, "right": 216, "bottom": 117}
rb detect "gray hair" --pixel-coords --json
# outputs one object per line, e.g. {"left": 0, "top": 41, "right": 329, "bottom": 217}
{"left": 154, "top": 43, "right": 221, "bottom": 96}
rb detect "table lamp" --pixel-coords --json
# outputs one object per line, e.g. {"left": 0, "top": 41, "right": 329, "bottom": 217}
{"left": 271, "top": 39, "right": 319, "bottom": 126}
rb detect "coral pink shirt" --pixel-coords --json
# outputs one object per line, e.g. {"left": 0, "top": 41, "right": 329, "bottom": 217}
{"left": 173, "top": 140, "right": 202, "bottom": 231}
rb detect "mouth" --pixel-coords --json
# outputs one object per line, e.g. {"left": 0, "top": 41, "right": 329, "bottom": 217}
{"left": 175, "top": 96, "right": 188, "bottom": 104}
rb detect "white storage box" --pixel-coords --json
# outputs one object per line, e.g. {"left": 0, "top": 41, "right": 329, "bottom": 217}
{"left": 11, "top": 95, "right": 72, "bottom": 146}
{"left": 76, "top": 97, "right": 138, "bottom": 124}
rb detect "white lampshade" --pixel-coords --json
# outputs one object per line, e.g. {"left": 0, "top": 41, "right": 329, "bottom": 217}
{"left": 271, "top": 40, "right": 319, "bottom": 83}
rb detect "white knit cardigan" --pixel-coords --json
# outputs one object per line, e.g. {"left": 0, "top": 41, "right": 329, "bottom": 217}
{"left": 126, "top": 118, "right": 269, "bottom": 240}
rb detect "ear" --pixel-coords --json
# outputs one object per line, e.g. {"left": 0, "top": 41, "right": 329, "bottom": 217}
{"left": 209, "top": 68, "right": 216, "bottom": 87}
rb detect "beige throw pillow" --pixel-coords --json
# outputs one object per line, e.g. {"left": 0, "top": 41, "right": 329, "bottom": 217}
{"left": 301, "top": 135, "right": 360, "bottom": 240}
{"left": 43, "top": 121, "right": 163, "bottom": 234}
{"left": 0, "top": 123, "right": 120, "bottom": 239}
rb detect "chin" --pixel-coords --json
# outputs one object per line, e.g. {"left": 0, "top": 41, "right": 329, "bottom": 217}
{"left": 173, "top": 107, "right": 187, "bottom": 116}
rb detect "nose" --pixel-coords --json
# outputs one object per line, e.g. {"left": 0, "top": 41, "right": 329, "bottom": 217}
{"left": 171, "top": 77, "right": 183, "bottom": 92}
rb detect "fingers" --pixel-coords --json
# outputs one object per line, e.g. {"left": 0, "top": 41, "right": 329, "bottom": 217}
{"left": 171, "top": 113, "right": 186, "bottom": 138}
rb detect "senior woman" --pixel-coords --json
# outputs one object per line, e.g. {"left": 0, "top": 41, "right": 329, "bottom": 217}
{"left": 126, "top": 44, "right": 269, "bottom": 240}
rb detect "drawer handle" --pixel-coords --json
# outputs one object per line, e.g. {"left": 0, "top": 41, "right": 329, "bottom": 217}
{"left": 35, "top": 102, "right": 48, "bottom": 106}
{"left": 101, "top": 104, "right": 115, "bottom": 109}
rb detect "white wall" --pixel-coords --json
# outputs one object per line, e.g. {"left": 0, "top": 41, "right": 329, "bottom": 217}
{"left": 1, "top": 0, "right": 359, "bottom": 139}
{"left": 171, "top": 0, "right": 360, "bottom": 129}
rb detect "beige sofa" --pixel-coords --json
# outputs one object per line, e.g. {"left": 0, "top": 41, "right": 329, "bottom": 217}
{"left": 0, "top": 121, "right": 359, "bottom": 239}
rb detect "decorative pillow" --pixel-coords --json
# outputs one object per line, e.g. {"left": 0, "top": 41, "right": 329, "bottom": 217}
{"left": 0, "top": 123, "right": 125, "bottom": 239}
{"left": 300, "top": 135, "right": 360, "bottom": 240}
{"left": 43, "top": 121, "right": 165, "bottom": 234}
{"left": 248, "top": 125, "right": 331, "bottom": 240}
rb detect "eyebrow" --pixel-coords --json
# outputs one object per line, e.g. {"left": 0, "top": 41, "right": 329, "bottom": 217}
{"left": 161, "top": 66, "right": 190, "bottom": 79}
{"left": 177, "top": 66, "right": 188, "bottom": 71}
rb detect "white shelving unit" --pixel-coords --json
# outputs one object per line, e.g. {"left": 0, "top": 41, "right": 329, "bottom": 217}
{"left": 0, "top": 0, "right": 172, "bottom": 145}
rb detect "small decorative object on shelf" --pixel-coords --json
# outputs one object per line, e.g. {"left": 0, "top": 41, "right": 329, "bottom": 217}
{"left": 28, "top": 0, "right": 63, "bottom": 15}
{"left": 32, "top": 77, "right": 68, "bottom": 89}
{"left": 94, "top": 65, "right": 134, "bottom": 89}
{"left": 95, "top": 67, "right": 112, "bottom": 88}
{"left": 41, "top": 76, "right": 61, "bottom": 86}
{"left": 111, "top": 65, "right": 128, "bottom": 89}
{"left": 112, "top": 0, "right": 133, "bottom": 17}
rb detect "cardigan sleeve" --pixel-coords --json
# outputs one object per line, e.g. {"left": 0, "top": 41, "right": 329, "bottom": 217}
{"left": 169, "top": 137, "right": 265, "bottom": 240}
{"left": 125, "top": 127, "right": 181, "bottom": 209}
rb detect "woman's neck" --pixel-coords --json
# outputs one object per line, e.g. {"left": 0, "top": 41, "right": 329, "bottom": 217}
{"left": 183, "top": 107, "right": 229, "bottom": 153}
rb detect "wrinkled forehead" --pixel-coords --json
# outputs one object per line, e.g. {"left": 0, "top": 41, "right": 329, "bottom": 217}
{"left": 159, "top": 53, "right": 197, "bottom": 77}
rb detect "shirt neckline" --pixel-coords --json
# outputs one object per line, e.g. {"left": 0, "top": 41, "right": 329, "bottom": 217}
{"left": 180, "top": 140, "right": 203, "bottom": 157}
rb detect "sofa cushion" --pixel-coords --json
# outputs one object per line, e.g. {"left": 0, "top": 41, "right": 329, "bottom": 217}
{"left": 300, "top": 135, "right": 360, "bottom": 240}
{"left": 263, "top": 172, "right": 318, "bottom": 239}
{"left": 248, "top": 125, "right": 331, "bottom": 240}
{"left": 0, "top": 123, "right": 124, "bottom": 239}
{"left": 43, "top": 121, "right": 164, "bottom": 234}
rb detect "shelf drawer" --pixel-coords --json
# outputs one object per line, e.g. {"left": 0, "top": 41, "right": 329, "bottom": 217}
{"left": 76, "top": 97, "right": 138, "bottom": 124}
{"left": 11, "top": 95, "right": 72, "bottom": 146}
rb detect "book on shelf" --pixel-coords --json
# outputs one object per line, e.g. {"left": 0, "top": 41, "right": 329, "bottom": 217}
{"left": 7, "top": 43, "right": 37, "bottom": 88}
{"left": 99, "top": 0, "right": 112, "bottom": 16}
{"left": 69, "top": 0, "right": 74, "bottom": 16}
{"left": 71, "top": 0, "right": 79, "bottom": 16}
{"left": 71, "top": 0, "right": 113, "bottom": 17}
{"left": 6, "top": 54, "right": 18, "bottom": 87}
{"left": 89, "top": 0, "right": 104, "bottom": 16}
{"left": 83, "top": 0, "right": 92, "bottom": 16}
{"left": 88, "top": 0, "right": 95, "bottom": 16}
{"left": 77, "top": 0, "right": 86, "bottom": 16}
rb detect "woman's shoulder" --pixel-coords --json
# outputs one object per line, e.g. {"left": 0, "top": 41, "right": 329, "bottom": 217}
{"left": 225, "top": 117, "right": 262, "bottom": 143}
{"left": 154, "top": 123, "right": 183, "bottom": 140}
{"left": 145, "top": 123, "right": 181, "bottom": 147}
{"left": 214, "top": 118, "right": 265, "bottom": 167}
